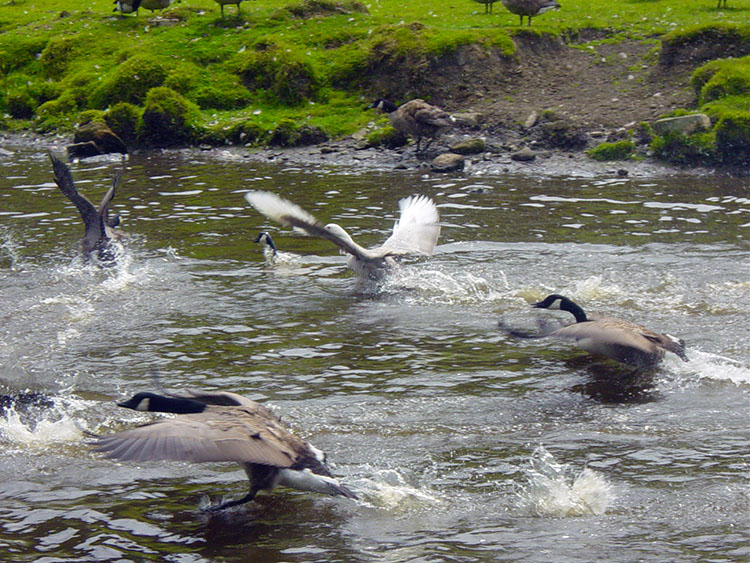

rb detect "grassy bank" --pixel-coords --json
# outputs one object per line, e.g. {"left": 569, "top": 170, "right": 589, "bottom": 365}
{"left": 1, "top": 0, "right": 748, "bottom": 166}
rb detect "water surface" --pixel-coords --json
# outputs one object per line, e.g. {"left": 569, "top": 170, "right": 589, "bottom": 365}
{"left": 1, "top": 141, "right": 748, "bottom": 562}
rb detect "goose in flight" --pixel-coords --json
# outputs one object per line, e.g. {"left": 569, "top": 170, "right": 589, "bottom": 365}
{"left": 94, "top": 389, "right": 357, "bottom": 511}
{"left": 245, "top": 191, "right": 440, "bottom": 280}
{"left": 49, "top": 152, "right": 124, "bottom": 261}
{"left": 506, "top": 294, "right": 688, "bottom": 369}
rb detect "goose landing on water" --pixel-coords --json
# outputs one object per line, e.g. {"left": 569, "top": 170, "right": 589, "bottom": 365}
{"left": 245, "top": 191, "right": 440, "bottom": 281}
{"left": 49, "top": 152, "right": 125, "bottom": 261}
{"left": 505, "top": 294, "right": 688, "bottom": 369}
{"left": 500, "top": 0, "right": 560, "bottom": 25}
{"left": 94, "top": 390, "right": 357, "bottom": 511}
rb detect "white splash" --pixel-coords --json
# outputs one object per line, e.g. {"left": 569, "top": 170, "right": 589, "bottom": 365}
{"left": 675, "top": 350, "right": 750, "bottom": 385}
{"left": 352, "top": 469, "right": 441, "bottom": 512}
{"left": 517, "top": 446, "right": 614, "bottom": 517}
{"left": 0, "top": 395, "right": 92, "bottom": 448}
{"left": 572, "top": 276, "right": 623, "bottom": 301}
{"left": 382, "top": 267, "right": 509, "bottom": 304}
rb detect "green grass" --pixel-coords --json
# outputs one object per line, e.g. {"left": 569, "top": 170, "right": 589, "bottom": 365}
{"left": 0, "top": 0, "right": 748, "bottom": 157}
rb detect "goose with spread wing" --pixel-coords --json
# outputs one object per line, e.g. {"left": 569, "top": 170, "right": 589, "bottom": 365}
{"left": 94, "top": 389, "right": 357, "bottom": 511}
{"left": 507, "top": 294, "right": 688, "bottom": 369}
{"left": 245, "top": 191, "right": 440, "bottom": 280}
{"left": 49, "top": 152, "right": 124, "bottom": 261}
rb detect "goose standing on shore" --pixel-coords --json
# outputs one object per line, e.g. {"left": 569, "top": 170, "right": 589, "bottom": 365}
{"left": 94, "top": 390, "right": 357, "bottom": 511}
{"left": 371, "top": 99, "right": 454, "bottom": 153}
{"left": 245, "top": 191, "right": 440, "bottom": 280}
{"left": 506, "top": 294, "right": 689, "bottom": 369}
{"left": 49, "top": 152, "right": 125, "bottom": 261}
{"left": 500, "top": 0, "right": 560, "bottom": 25}
{"left": 114, "top": 0, "right": 170, "bottom": 15}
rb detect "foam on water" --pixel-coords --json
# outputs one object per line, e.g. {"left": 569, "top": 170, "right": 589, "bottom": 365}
{"left": 382, "top": 266, "right": 510, "bottom": 305}
{"left": 672, "top": 350, "right": 750, "bottom": 386}
{"left": 0, "top": 394, "right": 94, "bottom": 448}
{"left": 517, "top": 446, "right": 614, "bottom": 517}
{"left": 352, "top": 469, "right": 442, "bottom": 512}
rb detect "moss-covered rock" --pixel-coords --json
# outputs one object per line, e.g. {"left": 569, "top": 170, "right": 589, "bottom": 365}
{"left": 105, "top": 102, "right": 143, "bottom": 147}
{"left": 236, "top": 43, "right": 319, "bottom": 105}
{"left": 365, "top": 125, "right": 408, "bottom": 148}
{"left": 138, "top": 87, "right": 200, "bottom": 146}
{"left": 450, "top": 137, "right": 486, "bottom": 155}
{"left": 221, "top": 119, "right": 268, "bottom": 145}
{"left": 268, "top": 118, "right": 328, "bottom": 147}
{"left": 39, "top": 35, "right": 83, "bottom": 77}
{"left": 91, "top": 56, "right": 169, "bottom": 109}
{"left": 650, "top": 131, "right": 716, "bottom": 165}
{"left": 588, "top": 140, "right": 636, "bottom": 161}
{"left": 714, "top": 111, "right": 750, "bottom": 165}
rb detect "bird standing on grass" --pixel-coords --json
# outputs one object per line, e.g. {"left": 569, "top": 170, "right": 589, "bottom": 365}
{"left": 500, "top": 0, "right": 560, "bottom": 25}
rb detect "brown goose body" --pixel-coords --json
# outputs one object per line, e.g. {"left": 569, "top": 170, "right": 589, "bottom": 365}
{"left": 529, "top": 294, "right": 688, "bottom": 369}
{"left": 94, "top": 390, "right": 356, "bottom": 511}
{"left": 500, "top": 0, "right": 560, "bottom": 25}
{"left": 372, "top": 98, "right": 453, "bottom": 153}
{"left": 49, "top": 153, "right": 124, "bottom": 261}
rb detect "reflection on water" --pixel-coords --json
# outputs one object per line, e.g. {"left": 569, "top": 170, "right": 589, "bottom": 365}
{"left": 0, "top": 141, "right": 748, "bottom": 562}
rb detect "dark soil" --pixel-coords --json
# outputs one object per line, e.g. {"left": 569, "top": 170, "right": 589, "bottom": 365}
{"left": 245, "top": 33, "right": 722, "bottom": 177}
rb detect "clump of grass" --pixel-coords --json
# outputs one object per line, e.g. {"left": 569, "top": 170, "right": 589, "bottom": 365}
{"left": 138, "top": 87, "right": 201, "bottom": 146}
{"left": 91, "top": 55, "right": 169, "bottom": 109}
{"left": 588, "top": 140, "right": 636, "bottom": 161}
{"left": 236, "top": 42, "right": 319, "bottom": 105}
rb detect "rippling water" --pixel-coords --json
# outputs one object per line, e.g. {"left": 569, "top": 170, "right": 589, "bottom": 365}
{"left": 1, "top": 140, "right": 748, "bottom": 562}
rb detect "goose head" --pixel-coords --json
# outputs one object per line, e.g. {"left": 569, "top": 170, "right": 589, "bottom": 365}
{"left": 532, "top": 294, "right": 588, "bottom": 323}
{"left": 370, "top": 98, "right": 397, "bottom": 113}
{"left": 254, "top": 231, "right": 278, "bottom": 255}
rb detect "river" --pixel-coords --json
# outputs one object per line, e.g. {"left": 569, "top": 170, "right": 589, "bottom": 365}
{"left": 1, "top": 138, "right": 748, "bottom": 562}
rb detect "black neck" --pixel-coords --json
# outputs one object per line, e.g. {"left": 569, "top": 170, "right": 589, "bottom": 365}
{"left": 561, "top": 298, "right": 588, "bottom": 323}
{"left": 118, "top": 392, "right": 207, "bottom": 414}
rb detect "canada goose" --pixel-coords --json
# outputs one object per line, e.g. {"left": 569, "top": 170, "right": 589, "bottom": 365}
{"left": 717, "top": 0, "right": 727, "bottom": 7}
{"left": 244, "top": 191, "right": 440, "bottom": 280}
{"left": 114, "top": 0, "right": 170, "bottom": 15}
{"left": 94, "top": 390, "right": 357, "bottom": 511}
{"left": 255, "top": 231, "right": 278, "bottom": 261}
{"left": 510, "top": 294, "right": 689, "bottom": 369}
{"left": 473, "top": 0, "right": 499, "bottom": 14}
{"left": 214, "top": 0, "right": 245, "bottom": 17}
{"left": 49, "top": 152, "right": 124, "bottom": 261}
{"left": 371, "top": 99, "right": 453, "bottom": 153}
{"left": 500, "top": 0, "right": 560, "bottom": 25}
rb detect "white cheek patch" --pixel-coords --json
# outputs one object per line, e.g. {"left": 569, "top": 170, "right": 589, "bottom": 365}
{"left": 309, "top": 445, "right": 326, "bottom": 465}
{"left": 137, "top": 398, "right": 150, "bottom": 411}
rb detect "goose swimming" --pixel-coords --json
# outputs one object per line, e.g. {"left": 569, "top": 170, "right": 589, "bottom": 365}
{"left": 49, "top": 152, "right": 125, "bottom": 261}
{"left": 94, "top": 390, "right": 357, "bottom": 511}
{"left": 508, "top": 294, "right": 689, "bottom": 369}
{"left": 244, "top": 191, "right": 440, "bottom": 280}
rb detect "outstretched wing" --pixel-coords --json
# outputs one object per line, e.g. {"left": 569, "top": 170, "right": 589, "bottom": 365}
{"left": 244, "top": 190, "right": 371, "bottom": 261}
{"left": 94, "top": 408, "right": 301, "bottom": 468}
{"left": 49, "top": 152, "right": 103, "bottom": 238}
{"left": 98, "top": 169, "right": 122, "bottom": 224}
{"left": 380, "top": 194, "right": 440, "bottom": 256}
